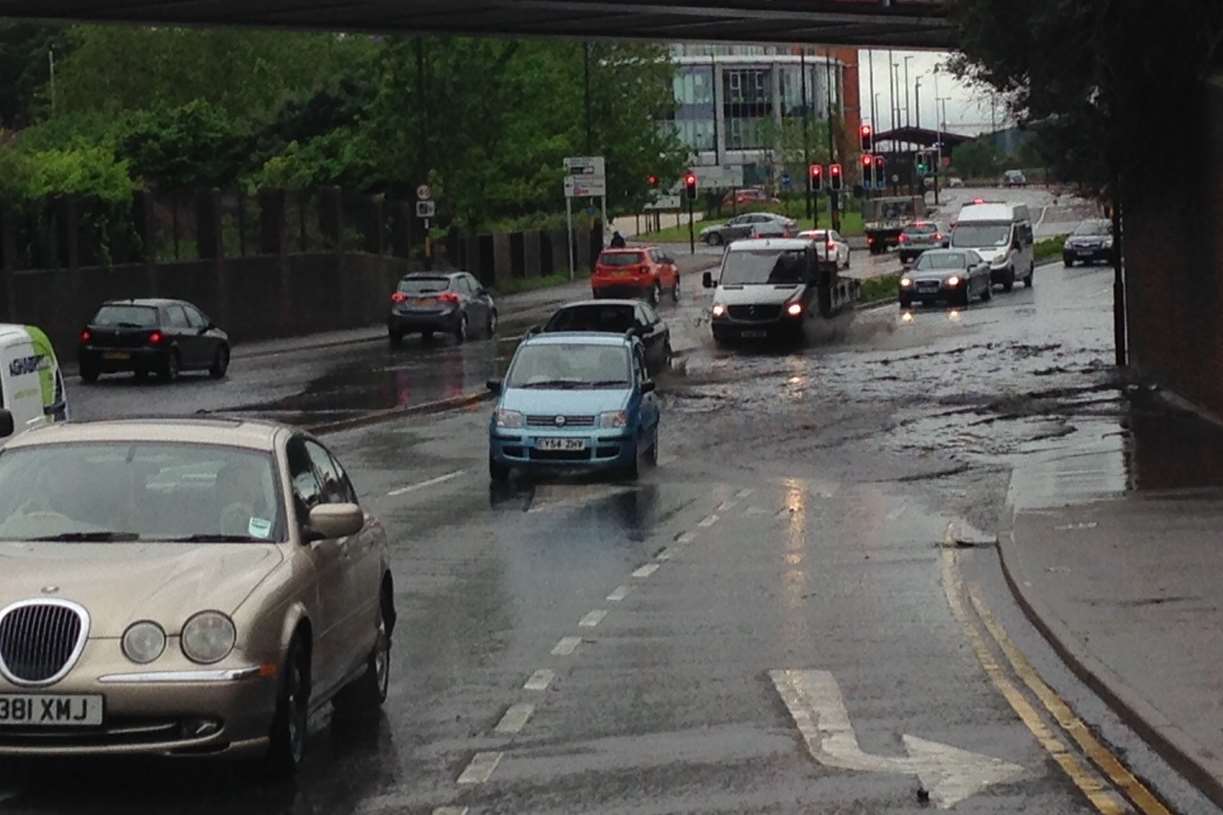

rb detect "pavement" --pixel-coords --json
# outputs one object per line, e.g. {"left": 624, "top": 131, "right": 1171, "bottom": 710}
{"left": 1001, "top": 393, "right": 1223, "bottom": 809}
{"left": 8, "top": 192, "right": 1220, "bottom": 815}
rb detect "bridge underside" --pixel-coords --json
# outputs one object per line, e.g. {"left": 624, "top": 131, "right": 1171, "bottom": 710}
{"left": 0, "top": 0, "right": 952, "bottom": 48}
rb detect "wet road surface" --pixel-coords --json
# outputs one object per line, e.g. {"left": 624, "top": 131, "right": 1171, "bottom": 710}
{"left": 5, "top": 217, "right": 1217, "bottom": 813}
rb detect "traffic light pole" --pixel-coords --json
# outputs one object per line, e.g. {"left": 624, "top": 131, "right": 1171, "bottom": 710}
{"left": 807, "top": 177, "right": 815, "bottom": 230}
{"left": 687, "top": 193, "right": 695, "bottom": 256}
{"left": 830, "top": 190, "right": 841, "bottom": 232}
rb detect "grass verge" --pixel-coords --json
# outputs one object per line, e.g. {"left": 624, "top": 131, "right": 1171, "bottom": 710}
{"left": 496, "top": 269, "right": 589, "bottom": 295}
{"left": 1034, "top": 235, "right": 1068, "bottom": 264}
{"left": 859, "top": 273, "right": 900, "bottom": 306}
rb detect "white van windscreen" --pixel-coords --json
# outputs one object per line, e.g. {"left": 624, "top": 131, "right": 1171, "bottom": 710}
{"left": 952, "top": 224, "right": 1010, "bottom": 249}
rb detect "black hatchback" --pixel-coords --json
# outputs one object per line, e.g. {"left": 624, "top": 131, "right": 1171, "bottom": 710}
{"left": 388, "top": 272, "right": 497, "bottom": 346}
{"left": 78, "top": 299, "right": 230, "bottom": 383}
{"left": 539, "top": 299, "right": 672, "bottom": 374}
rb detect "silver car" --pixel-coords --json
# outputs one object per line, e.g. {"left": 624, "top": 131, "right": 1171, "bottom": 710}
{"left": 700, "top": 213, "right": 796, "bottom": 246}
{"left": 899, "top": 249, "right": 993, "bottom": 308}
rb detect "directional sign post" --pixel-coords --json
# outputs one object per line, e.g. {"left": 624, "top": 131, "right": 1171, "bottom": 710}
{"left": 564, "top": 156, "right": 607, "bottom": 281}
{"left": 770, "top": 669, "right": 1026, "bottom": 809}
{"left": 416, "top": 185, "right": 434, "bottom": 270}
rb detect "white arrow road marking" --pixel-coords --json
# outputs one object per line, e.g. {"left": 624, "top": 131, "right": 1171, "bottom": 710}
{"left": 770, "top": 669, "right": 1027, "bottom": 809}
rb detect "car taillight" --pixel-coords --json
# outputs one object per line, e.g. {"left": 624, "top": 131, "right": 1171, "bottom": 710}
{"left": 148, "top": 331, "right": 164, "bottom": 346}
{"left": 899, "top": 234, "right": 910, "bottom": 243}
{"left": 80, "top": 329, "right": 92, "bottom": 343}
{"left": 827, "top": 242, "right": 836, "bottom": 253}
{"left": 391, "top": 291, "right": 408, "bottom": 304}
{"left": 437, "top": 292, "right": 461, "bottom": 304}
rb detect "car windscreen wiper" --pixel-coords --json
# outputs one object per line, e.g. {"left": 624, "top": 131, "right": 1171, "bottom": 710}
{"left": 520, "top": 379, "right": 586, "bottom": 389}
{"left": 165, "top": 534, "right": 267, "bottom": 543}
{"left": 588, "top": 380, "right": 630, "bottom": 388}
{"left": 30, "top": 531, "right": 142, "bottom": 542}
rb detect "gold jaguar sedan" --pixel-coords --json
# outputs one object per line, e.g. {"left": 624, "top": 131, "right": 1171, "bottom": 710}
{"left": 0, "top": 416, "right": 395, "bottom": 775}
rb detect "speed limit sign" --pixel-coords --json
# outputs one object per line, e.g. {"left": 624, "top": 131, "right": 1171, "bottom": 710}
{"left": 416, "top": 184, "right": 432, "bottom": 201}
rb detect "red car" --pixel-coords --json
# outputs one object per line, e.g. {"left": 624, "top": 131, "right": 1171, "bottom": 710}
{"left": 720, "top": 187, "right": 781, "bottom": 209}
{"left": 591, "top": 247, "right": 680, "bottom": 307}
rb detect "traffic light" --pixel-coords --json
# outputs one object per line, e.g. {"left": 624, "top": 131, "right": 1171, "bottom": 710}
{"left": 915, "top": 151, "right": 930, "bottom": 177}
{"left": 809, "top": 163, "right": 823, "bottom": 191}
{"left": 829, "top": 163, "right": 843, "bottom": 192}
{"left": 859, "top": 124, "right": 873, "bottom": 153}
{"left": 861, "top": 154, "right": 874, "bottom": 188}
{"left": 684, "top": 172, "right": 698, "bottom": 200}
{"left": 647, "top": 174, "right": 659, "bottom": 188}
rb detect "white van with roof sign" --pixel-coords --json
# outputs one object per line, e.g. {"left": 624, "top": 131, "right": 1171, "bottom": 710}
{"left": 951, "top": 201, "right": 1035, "bottom": 291}
{"left": 0, "top": 324, "right": 68, "bottom": 442}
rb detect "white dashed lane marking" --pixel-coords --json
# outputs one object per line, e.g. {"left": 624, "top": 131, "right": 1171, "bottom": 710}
{"left": 524, "top": 669, "right": 555, "bottom": 691}
{"left": 698, "top": 514, "right": 720, "bottom": 528}
{"left": 579, "top": 609, "right": 608, "bottom": 628}
{"left": 656, "top": 548, "right": 674, "bottom": 562}
{"left": 606, "top": 585, "right": 632, "bottom": 602}
{"left": 716, "top": 501, "right": 738, "bottom": 513}
{"left": 494, "top": 703, "right": 535, "bottom": 735}
{"left": 551, "top": 636, "right": 582, "bottom": 656}
{"left": 632, "top": 563, "right": 660, "bottom": 578}
{"left": 676, "top": 531, "right": 696, "bottom": 544}
{"left": 457, "top": 751, "right": 503, "bottom": 784}
{"left": 433, "top": 808, "right": 468, "bottom": 815}
{"left": 387, "top": 470, "right": 466, "bottom": 497}
{"left": 736, "top": 488, "right": 755, "bottom": 499}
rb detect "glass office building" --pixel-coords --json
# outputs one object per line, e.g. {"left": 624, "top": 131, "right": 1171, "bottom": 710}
{"left": 668, "top": 44, "right": 849, "bottom": 188}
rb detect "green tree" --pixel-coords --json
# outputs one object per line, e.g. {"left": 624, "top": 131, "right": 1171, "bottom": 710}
{"left": 0, "top": 22, "right": 70, "bottom": 128}
{"left": 947, "top": 0, "right": 1223, "bottom": 198}
{"left": 53, "top": 26, "right": 377, "bottom": 126}
{"left": 948, "top": 137, "right": 1001, "bottom": 180}
{"left": 117, "top": 101, "right": 253, "bottom": 190}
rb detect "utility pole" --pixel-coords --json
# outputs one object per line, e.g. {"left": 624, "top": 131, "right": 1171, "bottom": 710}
{"left": 868, "top": 50, "right": 876, "bottom": 134}
{"left": 48, "top": 46, "right": 56, "bottom": 117}
{"left": 824, "top": 49, "right": 840, "bottom": 231}
{"left": 903, "top": 56, "right": 913, "bottom": 130}
{"left": 913, "top": 77, "right": 922, "bottom": 131}
{"left": 710, "top": 55, "right": 720, "bottom": 167}
{"left": 584, "top": 42, "right": 593, "bottom": 154}
{"left": 887, "top": 53, "right": 897, "bottom": 138}
{"left": 801, "top": 48, "right": 811, "bottom": 220}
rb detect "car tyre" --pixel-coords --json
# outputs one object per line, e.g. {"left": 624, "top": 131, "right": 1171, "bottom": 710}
{"left": 619, "top": 446, "right": 640, "bottom": 482}
{"left": 1063, "top": 255, "right": 1074, "bottom": 268}
{"left": 489, "top": 455, "right": 510, "bottom": 483}
{"left": 455, "top": 315, "right": 468, "bottom": 344}
{"left": 79, "top": 361, "right": 99, "bottom": 384}
{"left": 650, "top": 282, "right": 662, "bottom": 307}
{"left": 334, "top": 591, "right": 392, "bottom": 715}
{"left": 1002, "top": 270, "right": 1015, "bottom": 293}
{"left": 709, "top": 233, "right": 724, "bottom": 246}
{"left": 982, "top": 282, "right": 993, "bottom": 302}
{"left": 266, "top": 635, "right": 309, "bottom": 777}
{"left": 671, "top": 279, "right": 680, "bottom": 303}
{"left": 1025, "top": 266, "right": 1035, "bottom": 288}
{"left": 899, "top": 296, "right": 912, "bottom": 309}
{"left": 160, "top": 351, "right": 179, "bottom": 383}
{"left": 645, "top": 430, "right": 659, "bottom": 467}
{"left": 209, "top": 345, "right": 230, "bottom": 379}
{"left": 487, "top": 310, "right": 498, "bottom": 337}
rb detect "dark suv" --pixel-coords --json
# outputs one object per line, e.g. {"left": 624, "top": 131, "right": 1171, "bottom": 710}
{"left": 79, "top": 299, "right": 230, "bottom": 383}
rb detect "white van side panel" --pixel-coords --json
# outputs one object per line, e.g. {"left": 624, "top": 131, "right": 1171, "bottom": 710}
{"left": 0, "top": 339, "right": 47, "bottom": 432}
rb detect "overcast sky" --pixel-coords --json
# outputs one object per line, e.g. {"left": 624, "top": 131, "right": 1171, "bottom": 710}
{"left": 856, "top": 49, "right": 1011, "bottom": 138}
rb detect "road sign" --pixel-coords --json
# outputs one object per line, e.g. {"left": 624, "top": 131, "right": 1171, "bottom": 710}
{"left": 416, "top": 200, "right": 436, "bottom": 218}
{"left": 416, "top": 184, "right": 432, "bottom": 201}
{"left": 686, "top": 165, "right": 744, "bottom": 191}
{"left": 644, "top": 194, "right": 681, "bottom": 211}
{"left": 564, "top": 156, "right": 606, "bottom": 180}
{"left": 564, "top": 176, "right": 606, "bottom": 198}
{"left": 781, "top": 173, "right": 792, "bottom": 189}
{"left": 770, "top": 669, "right": 1026, "bottom": 809}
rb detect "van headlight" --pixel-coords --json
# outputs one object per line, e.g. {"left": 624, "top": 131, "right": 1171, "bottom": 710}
{"left": 945, "top": 276, "right": 961, "bottom": 287}
{"left": 900, "top": 277, "right": 912, "bottom": 288}
{"left": 181, "top": 612, "right": 236, "bottom": 665}
{"left": 122, "top": 621, "right": 166, "bottom": 664}
{"left": 712, "top": 304, "right": 727, "bottom": 318}
{"left": 495, "top": 409, "right": 525, "bottom": 429}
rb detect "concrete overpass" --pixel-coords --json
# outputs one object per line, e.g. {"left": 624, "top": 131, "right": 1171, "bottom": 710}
{"left": 0, "top": 0, "right": 952, "bottom": 48}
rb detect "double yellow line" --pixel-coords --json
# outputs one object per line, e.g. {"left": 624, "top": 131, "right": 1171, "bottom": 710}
{"left": 942, "top": 547, "right": 1172, "bottom": 815}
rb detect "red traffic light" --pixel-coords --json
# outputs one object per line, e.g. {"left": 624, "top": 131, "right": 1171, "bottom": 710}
{"left": 830, "top": 164, "right": 842, "bottom": 177}
{"left": 861, "top": 154, "right": 873, "bottom": 167}
{"left": 684, "top": 172, "right": 698, "bottom": 199}
{"left": 859, "top": 124, "right": 874, "bottom": 152}
{"left": 647, "top": 174, "right": 659, "bottom": 187}
{"left": 829, "top": 163, "right": 844, "bottom": 191}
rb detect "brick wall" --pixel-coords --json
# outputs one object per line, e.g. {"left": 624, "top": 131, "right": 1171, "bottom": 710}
{"left": 1124, "top": 72, "right": 1223, "bottom": 414}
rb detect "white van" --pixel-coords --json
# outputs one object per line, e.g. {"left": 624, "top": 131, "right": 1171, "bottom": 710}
{"left": 0, "top": 324, "right": 68, "bottom": 442}
{"left": 950, "top": 201, "right": 1035, "bottom": 291}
